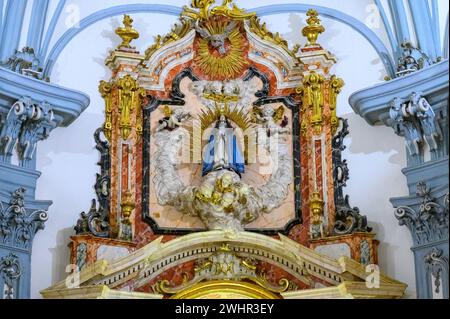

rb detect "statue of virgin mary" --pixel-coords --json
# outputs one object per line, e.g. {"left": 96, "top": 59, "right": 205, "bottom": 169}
{"left": 202, "top": 115, "right": 245, "bottom": 177}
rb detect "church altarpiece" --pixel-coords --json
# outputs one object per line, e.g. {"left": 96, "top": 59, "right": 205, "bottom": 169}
{"left": 42, "top": 0, "right": 407, "bottom": 299}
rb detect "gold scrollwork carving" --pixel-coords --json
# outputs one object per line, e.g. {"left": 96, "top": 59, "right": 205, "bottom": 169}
{"left": 181, "top": 0, "right": 255, "bottom": 21}
{"left": 145, "top": 21, "right": 192, "bottom": 59}
{"left": 329, "top": 75, "right": 345, "bottom": 135}
{"left": 135, "top": 88, "right": 147, "bottom": 136}
{"left": 249, "top": 17, "right": 292, "bottom": 56}
{"left": 99, "top": 81, "right": 113, "bottom": 141}
{"left": 303, "top": 72, "right": 325, "bottom": 135}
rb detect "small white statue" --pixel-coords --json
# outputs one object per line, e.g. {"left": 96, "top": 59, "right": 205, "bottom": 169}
{"left": 253, "top": 105, "right": 290, "bottom": 153}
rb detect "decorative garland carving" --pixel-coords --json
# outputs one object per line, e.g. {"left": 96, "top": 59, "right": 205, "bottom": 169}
{"left": 302, "top": 72, "right": 325, "bottom": 135}
{"left": 0, "top": 253, "right": 22, "bottom": 299}
{"left": 145, "top": 20, "right": 192, "bottom": 60}
{"left": 424, "top": 248, "right": 449, "bottom": 295}
{"left": 0, "top": 188, "right": 48, "bottom": 249}
{"left": 118, "top": 75, "right": 139, "bottom": 140}
{"left": 329, "top": 75, "right": 344, "bottom": 135}
{"left": 99, "top": 81, "right": 113, "bottom": 141}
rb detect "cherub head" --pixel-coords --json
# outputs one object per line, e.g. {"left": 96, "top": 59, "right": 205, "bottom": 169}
{"left": 261, "top": 105, "right": 275, "bottom": 118}
{"left": 195, "top": 184, "right": 214, "bottom": 203}
{"left": 216, "top": 173, "right": 233, "bottom": 193}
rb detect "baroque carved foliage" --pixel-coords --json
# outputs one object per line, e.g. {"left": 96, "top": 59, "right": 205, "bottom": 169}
{"left": 152, "top": 243, "right": 297, "bottom": 295}
{"left": 332, "top": 118, "right": 372, "bottom": 235}
{"left": 0, "top": 253, "right": 22, "bottom": 299}
{"left": 99, "top": 76, "right": 146, "bottom": 142}
{"left": 74, "top": 128, "right": 111, "bottom": 238}
{"left": 396, "top": 42, "right": 436, "bottom": 77}
{"left": 301, "top": 72, "right": 325, "bottom": 135}
{"left": 0, "top": 47, "right": 47, "bottom": 81}
{"left": 395, "top": 182, "right": 449, "bottom": 246}
{"left": 0, "top": 188, "right": 48, "bottom": 250}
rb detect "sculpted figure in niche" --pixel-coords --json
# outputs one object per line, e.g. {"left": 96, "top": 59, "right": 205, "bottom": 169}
{"left": 203, "top": 115, "right": 245, "bottom": 177}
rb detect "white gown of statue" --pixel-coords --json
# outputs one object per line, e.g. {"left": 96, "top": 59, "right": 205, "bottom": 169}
{"left": 213, "top": 121, "right": 229, "bottom": 170}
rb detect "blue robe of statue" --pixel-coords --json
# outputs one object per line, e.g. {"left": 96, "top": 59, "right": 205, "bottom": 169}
{"left": 202, "top": 121, "right": 245, "bottom": 177}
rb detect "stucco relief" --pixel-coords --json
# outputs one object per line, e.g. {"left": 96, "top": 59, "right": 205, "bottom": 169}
{"left": 148, "top": 77, "right": 295, "bottom": 230}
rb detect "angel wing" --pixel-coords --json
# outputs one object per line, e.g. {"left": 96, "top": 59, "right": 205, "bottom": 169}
{"left": 273, "top": 106, "right": 285, "bottom": 122}
{"left": 163, "top": 105, "right": 172, "bottom": 117}
{"left": 251, "top": 106, "right": 263, "bottom": 123}
{"left": 195, "top": 20, "right": 212, "bottom": 39}
{"left": 223, "top": 21, "right": 238, "bottom": 37}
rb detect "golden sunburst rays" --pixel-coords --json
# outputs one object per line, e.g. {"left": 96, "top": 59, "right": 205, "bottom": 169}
{"left": 195, "top": 20, "right": 249, "bottom": 79}
{"left": 198, "top": 104, "right": 253, "bottom": 131}
{"left": 183, "top": 105, "right": 257, "bottom": 164}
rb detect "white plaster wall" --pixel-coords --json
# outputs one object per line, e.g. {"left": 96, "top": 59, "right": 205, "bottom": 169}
{"left": 31, "top": 0, "right": 418, "bottom": 298}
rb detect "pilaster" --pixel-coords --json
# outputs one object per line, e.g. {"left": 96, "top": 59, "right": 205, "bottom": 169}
{"left": 76, "top": 16, "right": 146, "bottom": 242}
{"left": 349, "top": 38, "right": 449, "bottom": 300}
{"left": 294, "top": 11, "right": 376, "bottom": 266}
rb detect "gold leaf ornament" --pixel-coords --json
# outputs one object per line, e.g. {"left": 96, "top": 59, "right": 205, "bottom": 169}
{"left": 195, "top": 20, "right": 248, "bottom": 79}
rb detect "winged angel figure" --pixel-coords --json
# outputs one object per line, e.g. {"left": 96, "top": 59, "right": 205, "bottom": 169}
{"left": 195, "top": 20, "right": 238, "bottom": 55}
{"left": 152, "top": 106, "right": 292, "bottom": 231}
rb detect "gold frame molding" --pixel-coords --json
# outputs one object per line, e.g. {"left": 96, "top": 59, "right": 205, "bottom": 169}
{"left": 170, "top": 280, "right": 280, "bottom": 299}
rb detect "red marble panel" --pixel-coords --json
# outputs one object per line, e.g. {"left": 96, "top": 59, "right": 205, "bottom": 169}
{"left": 314, "top": 139, "right": 323, "bottom": 195}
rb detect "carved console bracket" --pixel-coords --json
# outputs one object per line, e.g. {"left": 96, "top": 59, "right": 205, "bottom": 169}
{"left": 389, "top": 92, "right": 443, "bottom": 157}
{"left": 424, "top": 248, "right": 449, "bottom": 296}
{"left": 0, "top": 97, "right": 56, "bottom": 168}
